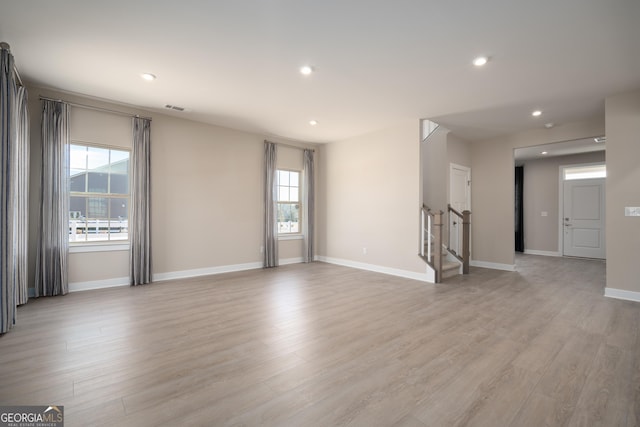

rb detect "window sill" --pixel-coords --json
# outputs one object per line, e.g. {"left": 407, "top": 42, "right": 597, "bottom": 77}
{"left": 278, "top": 234, "right": 304, "bottom": 241}
{"left": 69, "top": 243, "right": 130, "bottom": 253}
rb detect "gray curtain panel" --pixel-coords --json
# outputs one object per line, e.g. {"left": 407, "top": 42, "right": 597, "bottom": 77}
{"left": 14, "top": 86, "right": 29, "bottom": 304}
{"left": 130, "top": 117, "right": 151, "bottom": 286}
{"left": 1, "top": 47, "right": 30, "bottom": 334}
{"left": 263, "top": 141, "right": 278, "bottom": 267}
{"left": 35, "top": 100, "right": 69, "bottom": 297}
{"left": 302, "top": 149, "right": 314, "bottom": 263}
{"left": 1, "top": 47, "right": 17, "bottom": 332}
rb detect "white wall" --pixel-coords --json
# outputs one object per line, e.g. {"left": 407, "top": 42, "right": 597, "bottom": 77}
{"left": 317, "top": 120, "right": 428, "bottom": 280}
{"left": 150, "top": 114, "right": 264, "bottom": 276}
{"left": 605, "top": 88, "right": 640, "bottom": 299}
{"left": 447, "top": 133, "right": 471, "bottom": 170}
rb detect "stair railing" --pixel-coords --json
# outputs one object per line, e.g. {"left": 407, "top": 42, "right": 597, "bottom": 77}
{"left": 420, "top": 204, "right": 443, "bottom": 283}
{"left": 447, "top": 204, "right": 471, "bottom": 274}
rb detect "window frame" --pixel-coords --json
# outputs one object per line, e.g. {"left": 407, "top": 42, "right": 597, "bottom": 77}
{"left": 562, "top": 163, "right": 607, "bottom": 181}
{"left": 276, "top": 168, "right": 302, "bottom": 236}
{"left": 68, "top": 141, "right": 131, "bottom": 246}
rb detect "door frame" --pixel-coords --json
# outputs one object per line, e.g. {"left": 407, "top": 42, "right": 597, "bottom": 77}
{"left": 558, "top": 162, "right": 606, "bottom": 257}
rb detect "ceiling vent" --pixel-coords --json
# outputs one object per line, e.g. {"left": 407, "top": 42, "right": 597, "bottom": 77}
{"left": 165, "top": 104, "right": 185, "bottom": 112}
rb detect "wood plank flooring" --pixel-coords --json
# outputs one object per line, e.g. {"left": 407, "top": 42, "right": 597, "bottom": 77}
{"left": 0, "top": 254, "right": 638, "bottom": 426}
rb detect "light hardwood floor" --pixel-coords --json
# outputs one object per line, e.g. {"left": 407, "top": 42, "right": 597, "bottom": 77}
{"left": 0, "top": 255, "right": 638, "bottom": 426}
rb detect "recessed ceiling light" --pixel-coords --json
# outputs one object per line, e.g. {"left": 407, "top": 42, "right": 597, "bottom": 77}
{"left": 300, "top": 65, "right": 314, "bottom": 75}
{"left": 544, "top": 122, "right": 555, "bottom": 128}
{"left": 532, "top": 110, "right": 542, "bottom": 117}
{"left": 541, "top": 151, "right": 548, "bottom": 155}
{"left": 473, "top": 56, "right": 489, "bottom": 67}
{"left": 309, "top": 120, "right": 318, "bottom": 126}
{"left": 141, "top": 73, "right": 156, "bottom": 81}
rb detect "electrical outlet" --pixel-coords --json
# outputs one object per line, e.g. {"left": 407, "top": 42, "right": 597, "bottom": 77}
{"left": 362, "top": 247, "right": 367, "bottom": 255}
{"left": 541, "top": 211, "right": 548, "bottom": 217}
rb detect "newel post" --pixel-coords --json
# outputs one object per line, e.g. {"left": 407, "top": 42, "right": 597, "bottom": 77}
{"left": 433, "top": 211, "right": 443, "bottom": 283}
{"left": 462, "top": 210, "right": 471, "bottom": 274}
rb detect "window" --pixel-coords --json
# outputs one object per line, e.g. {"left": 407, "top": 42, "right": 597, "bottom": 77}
{"left": 69, "top": 143, "right": 130, "bottom": 243}
{"left": 277, "top": 170, "right": 300, "bottom": 234}
{"left": 563, "top": 164, "right": 606, "bottom": 180}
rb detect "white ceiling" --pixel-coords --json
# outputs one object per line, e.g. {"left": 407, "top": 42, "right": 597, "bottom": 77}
{"left": 1, "top": 0, "right": 639, "bottom": 143}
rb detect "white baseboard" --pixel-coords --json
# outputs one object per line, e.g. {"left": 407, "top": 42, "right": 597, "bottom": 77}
{"left": 153, "top": 258, "right": 305, "bottom": 282}
{"left": 470, "top": 260, "right": 516, "bottom": 272}
{"left": 604, "top": 287, "right": 640, "bottom": 303}
{"left": 523, "top": 249, "right": 561, "bottom": 257}
{"left": 69, "top": 277, "right": 130, "bottom": 292}
{"left": 153, "top": 261, "right": 263, "bottom": 282}
{"left": 280, "top": 257, "right": 305, "bottom": 265}
{"left": 315, "top": 256, "right": 432, "bottom": 283}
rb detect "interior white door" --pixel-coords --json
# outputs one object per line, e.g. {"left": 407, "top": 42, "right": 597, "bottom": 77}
{"left": 562, "top": 178, "right": 605, "bottom": 258}
{"left": 449, "top": 164, "right": 471, "bottom": 254}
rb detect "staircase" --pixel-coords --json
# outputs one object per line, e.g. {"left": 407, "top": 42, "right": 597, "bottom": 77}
{"left": 420, "top": 204, "right": 470, "bottom": 283}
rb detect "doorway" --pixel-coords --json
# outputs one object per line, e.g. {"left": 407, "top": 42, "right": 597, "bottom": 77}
{"left": 513, "top": 139, "right": 606, "bottom": 257}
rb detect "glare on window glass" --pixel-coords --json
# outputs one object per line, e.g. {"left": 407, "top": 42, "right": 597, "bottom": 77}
{"left": 290, "top": 187, "right": 299, "bottom": 202}
{"left": 279, "top": 186, "right": 290, "bottom": 201}
{"left": 290, "top": 172, "right": 299, "bottom": 187}
{"left": 111, "top": 150, "right": 129, "bottom": 163}
{"left": 70, "top": 145, "right": 88, "bottom": 170}
{"left": 87, "top": 147, "right": 110, "bottom": 170}
{"left": 279, "top": 170, "right": 290, "bottom": 186}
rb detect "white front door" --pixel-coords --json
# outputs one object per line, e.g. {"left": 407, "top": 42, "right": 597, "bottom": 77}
{"left": 449, "top": 164, "right": 471, "bottom": 254}
{"left": 562, "top": 178, "right": 605, "bottom": 258}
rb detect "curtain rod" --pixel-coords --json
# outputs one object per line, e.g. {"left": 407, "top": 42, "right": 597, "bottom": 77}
{"left": 266, "top": 139, "right": 315, "bottom": 152}
{"left": 1, "top": 42, "right": 24, "bottom": 87}
{"left": 39, "top": 95, "right": 152, "bottom": 121}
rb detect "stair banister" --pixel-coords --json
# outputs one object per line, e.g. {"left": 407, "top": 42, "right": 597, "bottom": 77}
{"left": 447, "top": 204, "right": 471, "bottom": 275}
{"left": 420, "top": 205, "right": 443, "bottom": 283}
